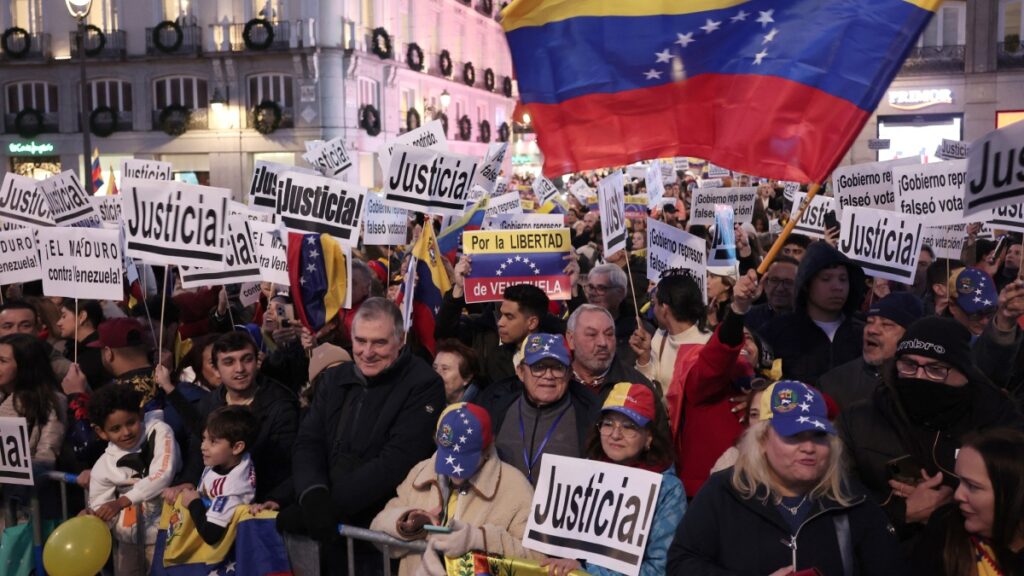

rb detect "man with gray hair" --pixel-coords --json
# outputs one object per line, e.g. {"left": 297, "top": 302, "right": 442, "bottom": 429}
{"left": 581, "top": 263, "right": 640, "bottom": 366}
{"left": 280, "top": 298, "right": 445, "bottom": 574}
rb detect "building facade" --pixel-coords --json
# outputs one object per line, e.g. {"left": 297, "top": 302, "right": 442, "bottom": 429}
{"left": 0, "top": 0, "right": 516, "bottom": 196}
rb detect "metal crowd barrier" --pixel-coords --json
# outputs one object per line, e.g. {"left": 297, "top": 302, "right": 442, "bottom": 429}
{"left": 338, "top": 524, "right": 427, "bottom": 576}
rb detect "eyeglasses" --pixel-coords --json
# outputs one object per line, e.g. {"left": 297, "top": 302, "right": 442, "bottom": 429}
{"left": 597, "top": 419, "right": 642, "bottom": 438}
{"left": 896, "top": 357, "right": 952, "bottom": 382}
{"left": 583, "top": 283, "right": 614, "bottom": 294}
{"left": 528, "top": 363, "right": 567, "bottom": 378}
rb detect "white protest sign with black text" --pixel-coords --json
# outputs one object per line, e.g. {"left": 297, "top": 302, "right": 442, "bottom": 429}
{"left": 122, "top": 179, "right": 230, "bottom": 268}
{"left": 533, "top": 175, "right": 559, "bottom": 205}
{"left": 37, "top": 227, "right": 123, "bottom": 300}
{"left": 471, "top": 142, "right": 508, "bottom": 195}
{"left": 248, "top": 221, "right": 290, "bottom": 286}
{"left": 937, "top": 138, "right": 968, "bottom": 161}
{"left": 91, "top": 195, "right": 122, "bottom": 226}
{"left": 363, "top": 193, "right": 408, "bottom": 246}
{"left": 597, "top": 171, "right": 627, "bottom": 255}
{"left": 40, "top": 171, "right": 102, "bottom": 227}
{"left": 646, "top": 161, "right": 665, "bottom": 209}
{"left": 249, "top": 161, "right": 319, "bottom": 212}
{"left": 179, "top": 215, "right": 263, "bottom": 288}
{"left": 833, "top": 156, "right": 920, "bottom": 215}
{"left": 525, "top": 455, "right": 662, "bottom": 576}
{"left": 660, "top": 159, "right": 677, "bottom": 185}
{"left": 790, "top": 192, "right": 836, "bottom": 239}
{"left": 121, "top": 159, "right": 172, "bottom": 181}
{"left": 988, "top": 203, "right": 1024, "bottom": 234}
{"left": 965, "top": 121, "right": 1024, "bottom": 217}
{"left": 484, "top": 191, "right": 523, "bottom": 217}
{"left": 895, "top": 160, "right": 980, "bottom": 225}
{"left": 921, "top": 224, "right": 968, "bottom": 260}
{"left": 0, "top": 229, "right": 42, "bottom": 285}
{"left": 0, "top": 417, "right": 33, "bottom": 486}
{"left": 239, "top": 282, "right": 263, "bottom": 307}
{"left": 707, "top": 163, "right": 731, "bottom": 179}
{"left": 276, "top": 171, "right": 366, "bottom": 246}
{"left": 384, "top": 145, "right": 480, "bottom": 216}
{"left": 698, "top": 178, "right": 723, "bottom": 189}
{"left": 838, "top": 207, "right": 924, "bottom": 284}
{"left": 302, "top": 136, "right": 353, "bottom": 178}
{"left": 377, "top": 119, "right": 449, "bottom": 175}
{"left": 569, "top": 179, "right": 593, "bottom": 204}
{"left": 0, "top": 173, "right": 52, "bottom": 228}
{"left": 646, "top": 218, "right": 707, "bottom": 301}
{"left": 689, "top": 187, "right": 757, "bottom": 226}
{"left": 482, "top": 214, "right": 563, "bottom": 231}
{"left": 782, "top": 181, "right": 800, "bottom": 202}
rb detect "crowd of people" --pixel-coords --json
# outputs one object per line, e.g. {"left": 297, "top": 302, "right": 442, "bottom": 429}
{"left": 1, "top": 172, "right": 1023, "bottom": 576}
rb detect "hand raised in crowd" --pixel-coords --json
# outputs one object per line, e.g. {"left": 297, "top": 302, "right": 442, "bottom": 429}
{"left": 967, "top": 222, "right": 982, "bottom": 240}
{"left": 824, "top": 224, "right": 840, "bottom": 248}
{"left": 451, "top": 255, "right": 473, "bottom": 299}
{"left": 539, "top": 557, "right": 582, "bottom": 576}
{"left": 563, "top": 251, "right": 580, "bottom": 292}
{"left": 730, "top": 395, "right": 750, "bottom": 423}
{"left": 730, "top": 270, "right": 762, "bottom": 316}
{"left": 216, "top": 287, "right": 229, "bottom": 317}
{"left": 734, "top": 223, "right": 751, "bottom": 258}
{"left": 889, "top": 469, "right": 953, "bottom": 524}
{"left": 154, "top": 364, "right": 175, "bottom": 395}
{"left": 994, "top": 279, "right": 1024, "bottom": 331}
{"left": 300, "top": 327, "right": 316, "bottom": 351}
{"left": 629, "top": 326, "right": 653, "bottom": 366}
{"left": 61, "top": 363, "right": 89, "bottom": 396}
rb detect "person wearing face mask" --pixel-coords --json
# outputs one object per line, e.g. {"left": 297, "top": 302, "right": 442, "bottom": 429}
{"left": 911, "top": 428, "right": 1024, "bottom": 575}
{"left": 838, "top": 317, "right": 1024, "bottom": 547}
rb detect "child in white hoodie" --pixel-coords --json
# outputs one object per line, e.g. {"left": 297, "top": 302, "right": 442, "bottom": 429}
{"left": 86, "top": 384, "right": 180, "bottom": 576}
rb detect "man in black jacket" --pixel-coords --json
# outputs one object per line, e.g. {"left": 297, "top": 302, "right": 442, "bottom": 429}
{"left": 838, "top": 317, "right": 1024, "bottom": 546}
{"left": 279, "top": 298, "right": 445, "bottom": 575}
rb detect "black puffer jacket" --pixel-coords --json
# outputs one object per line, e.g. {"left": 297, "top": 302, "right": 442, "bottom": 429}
{"left": 667, "top": 469, "right": 906, "bottom": 575}
{"left": 291, "top": 347, "right": 445, "bottom": 528}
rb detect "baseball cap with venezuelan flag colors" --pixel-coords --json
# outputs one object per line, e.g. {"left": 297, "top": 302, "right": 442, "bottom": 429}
{"left": 601, "top": 382, "right": 656, "bottom": 427}
{"left": 434, "top": 402, "right": 493, "bottom": 480}
{"left": 757, "top": 380, "right": 835, "bottom": 437}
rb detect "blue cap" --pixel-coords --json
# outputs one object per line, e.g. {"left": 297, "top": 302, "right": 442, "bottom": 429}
{"left": 758, "top": 380, "right": 835, "bottom": 436}
{"left": 522, "top": 333, "right": 571, "bottom": 367}
{"left": 954, "top": 268, "right": 998, "bottom": 316}
{"left": 867, "top": 292, "right": 924, "bottom": 329}
{"left": 434, "top": 403, "right": 493, "bottom": 480}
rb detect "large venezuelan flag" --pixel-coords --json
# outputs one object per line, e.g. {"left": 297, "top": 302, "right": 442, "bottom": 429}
{"left": 407, "top": 223, "right": 452, "bottom": 355}
{"left": 503, "top": 0, "right": 939, "bottom": 182}
{"left": 287, "top": 232, "right": 348, "bottom": 332}
{"left": 437, "top": 197, "right": 488, "bottom": 264}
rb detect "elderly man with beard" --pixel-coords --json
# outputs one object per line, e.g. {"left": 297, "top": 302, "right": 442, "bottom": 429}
{"left": 819, "top": 292, "right": 924, "bottom": 410}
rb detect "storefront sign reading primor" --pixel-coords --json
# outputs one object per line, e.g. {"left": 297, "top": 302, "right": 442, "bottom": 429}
{"left": 888, "top": 88, "right": 953, "bottom": 111}
{"left": 8, "top": 141, "right": 55, "bottom": 155}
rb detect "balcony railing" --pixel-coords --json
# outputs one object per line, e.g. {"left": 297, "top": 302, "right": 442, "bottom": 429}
{"left": 78, "top": 110, "right": 133, "bottom": 133}
{"left": 899, "top": 44, "right": 965, "bottom": 75}
{"left": 997, "top": 40, "right": 1024, "bottom": 69}
{"left": 229, "top": 20, "right": 290, "bottom": 52}
{"left": 4, "top": 111, "right": 59, "bottom": 135}
{"left": 247, "top": 105, "right": 295, "bottom": 129}
{"left": 0, "top": 30, "right": 51, "bottom": 61}
{"left": 69, "top": 28, "right": 126, "bottom": 59}
{"left": 151, "top": 108, "right": 209, "bottom": 131}
{"left": 146, "top": 23, "right": 202, "bottom": 56}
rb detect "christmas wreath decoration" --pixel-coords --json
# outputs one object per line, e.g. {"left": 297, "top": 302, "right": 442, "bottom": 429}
{"left": 479, "top": 120, "right": 491, "bottom": 143}
{"left": 151, "top": 20, "right": 184, "bottom": 54}
{"left": 360, "top": 104, "right": 381, "bottom": 136}
{"left": 1, "top": 27, "right": 31, "bottom": 59}
{"left": 158, "top": 104, "right": 190, "bottom": 136}
{"left": 253, "top": 100, "right": 283, "bottom": 135}
{"left": 462, "top": 62, "right": 476, "bottom": 87}
{"left": 83, "top": 24, "right": 106, "bottom": 57}
{"left": 406, "top": 42, "right": 424, "bottom": 72}
{"left": 406, "top": 108, "right": 421, "bottom": 132}
{"left": 242, "top": 18, "right": 274, "bottom": 50}
{"left": 484, "top": 68, "right": 495, "bottom": 92}
{"left": 14, "top": 108, "right": 43, "bottom": 139}
{"left": 437, "top": 112, "right": 449, "bottom": 137}
{"left": 439, "top": 50, "right": 453, "bottom": 77}
{"left": 89, "top": 106, "right": 117, "bottom": 137}
{"left": 497, "top": 122, "right": 510, "bottom": 143}
{"left": 502, "top": 76, "right": 513, "bottom": 98}
{"left": 458, "top": 115, "right": 472, "bottom": 141}
{"left": 371, "top": 27, "right": 393, "bottom": 60}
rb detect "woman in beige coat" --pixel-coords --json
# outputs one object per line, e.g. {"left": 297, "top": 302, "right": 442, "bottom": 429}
{"left": 371, "top": 402, "right": 544, "bottom": 576}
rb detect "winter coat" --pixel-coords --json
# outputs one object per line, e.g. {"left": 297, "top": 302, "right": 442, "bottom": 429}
{"left": 292, "top": 347, "right": 446, "bottom": 528}
{"left": 370, "top": 447, "right": 542, "bottom": 576}
{"left": 819, "top": 358, "right": 881, "bottom": 411}
{"left": 667, "top": 470, "right": 906, "bottom": 575}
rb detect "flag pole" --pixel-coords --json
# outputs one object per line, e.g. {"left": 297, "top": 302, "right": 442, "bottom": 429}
{"left": 756, "top": 182, "right": 821, "bottom": 275}
{"left": 158, "top": 265, "right": 169, "bottom": 365}
{"left": 623, "top": 253, "right": 642, "bottom": 325}
{"left": 74, "top": 298, "right": 79, "bottom": 365}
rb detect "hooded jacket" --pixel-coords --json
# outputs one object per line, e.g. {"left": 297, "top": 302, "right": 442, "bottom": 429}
{"left": 761, "top": 242, "right": 866, "bottom": 386}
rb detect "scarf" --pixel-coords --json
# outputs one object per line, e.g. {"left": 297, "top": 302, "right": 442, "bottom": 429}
{"left": 972, "top": 536, "right": 1004, "bottom": 576}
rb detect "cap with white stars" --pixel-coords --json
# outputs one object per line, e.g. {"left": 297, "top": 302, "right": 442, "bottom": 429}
{"left": 757, "top": 380, "right": 835, "bottom": 437}
{"left": 434, "top": 402, "right": 494, "bottom": 481}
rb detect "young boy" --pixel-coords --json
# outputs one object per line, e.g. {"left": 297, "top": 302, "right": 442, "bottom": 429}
{"left": 87, "top": 384, "right": 181, "bottom": 576}
{"left": 178, "top": 406, "right": 260, "bottom": 544}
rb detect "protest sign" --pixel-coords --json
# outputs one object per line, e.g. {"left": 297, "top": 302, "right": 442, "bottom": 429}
{"left": 921, "top": 224, "right": 968, "bottom": 260}
{"left": 121, "top": 159, "right": 172, "bottom": 181}
{"left": 239, "top": 281, "right": 263, "bottom": 307}
{"left": 0, "top": 417, "right": 33, "bottom": 486}
{"left": 248, "top": 221, "right": 290, "bottom": 286}
{"left": 471, "top": 142, "right": 508, "bottom": 195}
{"left": 838, "top": 207, "right": 924, "bottom": 284}
{"left": 179, "top": 215, "right": 262, "bottom": 288}
{"left": 37, "top": 226, "right": 123, "bottom": 300}
{"left": 937, "top": 138, "right": 968, "bottom": 161}
{"left": 569, "top": 179, "right": 593, "bottom": 204}
{"left": 40, "top": 171, "right": 102, "bottom": 227}
{"left": 646, "top": 218, "right": 707, "bottom": 300}
{"left": 790, "top": 192, "right": 836, "bottom": 239}
{"left": 674, "top": 157, "right": 690, "bottom": 173}
{"left": 121, "top": 178, "right": 230, "bottom": 268}
{"left": 304, "top": 140, "right": 323, "bottom": 153}
{"left": 384, "top": 145, "right": 480, "bottom": 216}
{"left": 533, "top": 175, "right": 559, "bottom": 205}
{"left": 0, "top": 228, "right": 42, "bottom": 285}
{"left": 302, "top": 135, "right": 353, "bottom": 177}
{"left": 965, "top": 121, "right": 1024, "bottom": 217}
{"left": 521, "top": 200, "right": 536, "bottom": 212}
{"left": 624, "top": 195, "right": 648, "bottom": 221}
{"left": 646, "top": 161, "right": 665, "bottom": 209}
{"left": 363, "top": 193, "right": 408, "bottom": 245}
{"left": 709, "top": 205, "right": 738, "bottom": 268}
{"left": 494, "top": 177, "right": 509, "bottom": 197}
{"left": 894, "top": 159, "right": 980, "bottom": 225}
{"left": 91, "top": 195, "right": 122, "bottom": 226}
{"left": 524, "top": 454, "right": 662, "bottom": 576}
{"left": 485, "top": 191, "right": 523, "bottom": 217}
{"left": 626, "top": 164, "right": 648, "bottom": 181}
{"left": 377, "top": 119, "right": 449, "bottom": 175}
{"left": 462, "top": 229, "right": 571, "bottom": 304}
{"left": 698, "top": 178, "right": 724, "bottom": 189}
{"left": 598, "top": 171, "right": 627, "bottom": 255}
{"left": 249, "top": 161, "right": 318, "bottom": 212}
{"left": 707, "top": 163, "right": 731, "bottom": 179}
{"left": 780, "top": 181, "right": 801, "bottom": 202}
{"left": 274, "top": 171, "right": 366, "bottom": 245}
{"left": 483, "top": 214, "right": 564, "bottom": 231}
{"left": 833, "top": 156, "right": 920, "bottom": 215}
{"left": 466, "top": 185, "right": 489, "bottom": 205}
{"left": 0, "top": 173, "right": 52, "bottom": 228}
{"left": 988, "top": 203, "right": 1024, "bottom": 234}
{"left": 660, "top": 159, "right": 677, "bottom": 185}
{"left": 689, "top": 188, "right": 757, "bottom": 226}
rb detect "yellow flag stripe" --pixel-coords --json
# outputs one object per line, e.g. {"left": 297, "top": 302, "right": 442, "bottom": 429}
{"left": 502, "top": 0, "right": 750, "bottom": 31}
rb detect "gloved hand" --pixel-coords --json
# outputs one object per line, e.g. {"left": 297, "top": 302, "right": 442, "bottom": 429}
{"left": 300, "top": 487, "right": 338, "bottom": 542}
{"left": 427, "top": 520, "right": 484, "bottom": 557}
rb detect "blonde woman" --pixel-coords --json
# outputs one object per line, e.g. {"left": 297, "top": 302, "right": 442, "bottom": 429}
{"left": 667, "top": 380, "right": 906, "bottom": 575}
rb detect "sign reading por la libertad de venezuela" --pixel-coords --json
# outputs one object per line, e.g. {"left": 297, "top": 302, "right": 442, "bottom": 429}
{"left": 462, "top": 229, "right": 571, "bottom": 304}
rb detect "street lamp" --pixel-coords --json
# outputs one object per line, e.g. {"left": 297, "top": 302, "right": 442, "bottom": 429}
{"left": 439, "top": 89, "right": 451, "bottom": 109}
{"left": 210, "top": 87, "right": 228, "bottom": 112}
{"left": 67, "top": 0, "right": 95, "bottom": 194}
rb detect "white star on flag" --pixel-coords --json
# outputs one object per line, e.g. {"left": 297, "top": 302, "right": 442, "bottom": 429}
{"left": 753, "top": 49, "right": 768, "bottom": 65}
{"left": 496, "top": 270, "right": 503, "bottom": 276}
{"left": 507, "top": 258, "right": 513, "bottom": 264}
{"left": 452, "top": 463, "right": 464, "bottom": 475}
{"left": 730, "top": 10, "right": 749, "bottom": 22}
{"left": 309, "top": 249, "right": 320, "bottom": 258}
{"left": 974, "top": 297, "right": 981, "bottom": 303}
{"left": 534, "top": 269, "right": 541, "bottom": 275}
{"left": 984, "top": 299, "right": 993, "bottom": 306}
{"left": 763, "top": 28, "right": 779, "bottom": 43}
{"left": 515, "top": 256, "right": 522, "bottom": 262}
{"left": 812, "top": 420, "right": 826, "bottom": 429}
{"left": 226, "top": 562, "right": 236, "bottom": 573}
{"left": 453, "top": 444, "right": 461, "bottom": 452}
{"left": 543, "top": 344, "right": 551, "bottom": 351}
{"left": 805, "top": 392, "right": 815, "bottom": 402}
{"left": 306, "top": 263, "right": 317, "bottom": 272}
{"left": 798, "top": 402, "right": 811, "bottom": 412}
{"left": 445, "top": 455, "right": 455, "bottom": 465}
{"left": 459, "top": 435, "right": 467, "bottom": 444}
{"left": 675, "top": 32, "right": 694, "bottom": 47}
{"left": 757, "top": 9, "right": 775, "bottom": 27}
{"left": 300, "top": 277, "right": 307, "bottom": 285}
{"left": 797, "top": 416, "right": 810, "bottom": 423}
{"left": 700, "top": 19, "right": 721, "bottom": 34}
{"left": 208, "top": 570, "right": 220, "bottom": 576}
{"left": 306, "top": 237, "right": 317, "bottom": 245}
{"left": 655, "top": 49, "right": 672, "bottom": 63}
{"left": 466, "top": 427, "right": 473, "bottom": 435}
{"left": 975, "top": 289, "right": 982, "bottom": 296}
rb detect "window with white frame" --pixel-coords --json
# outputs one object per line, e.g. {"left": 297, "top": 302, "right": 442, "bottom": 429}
{"left": 85, "top": 79, "right": 133, "bottom": 111}
{"left": 161, "top": 0, "right": 193, "bottom": 20}
{"left": 12, "top": 0, "right": 39, "bottom": 31}
{"left": 918, "top": 1, "right": 966, "bottom": 47}
{"left": 400, "top": 87, "right": 417, "bottom": 119}
{"left": 358, "top": 77, "right": 379, "bottom": 109}
{"left": 153, "top": 76, "right": 208, "bottom": 109}
{"left": 252, "top": 0, "right": 285, "bottom": 22}
{"left": 1001, "top": 0, "right": 1023, "bottom": 41}
{"left": 476, "top": 103, "right": 486, "bottom": 124}
{"left": 6, "top": 81, "right": 57, "bottom": 114}
{"left": 248, "top": 74, "right": 293, "bottom": 108}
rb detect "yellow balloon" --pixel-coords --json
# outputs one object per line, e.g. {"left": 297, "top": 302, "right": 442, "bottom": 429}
{"left": 43, "top": 516, "right": 112, "bottom": 576}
